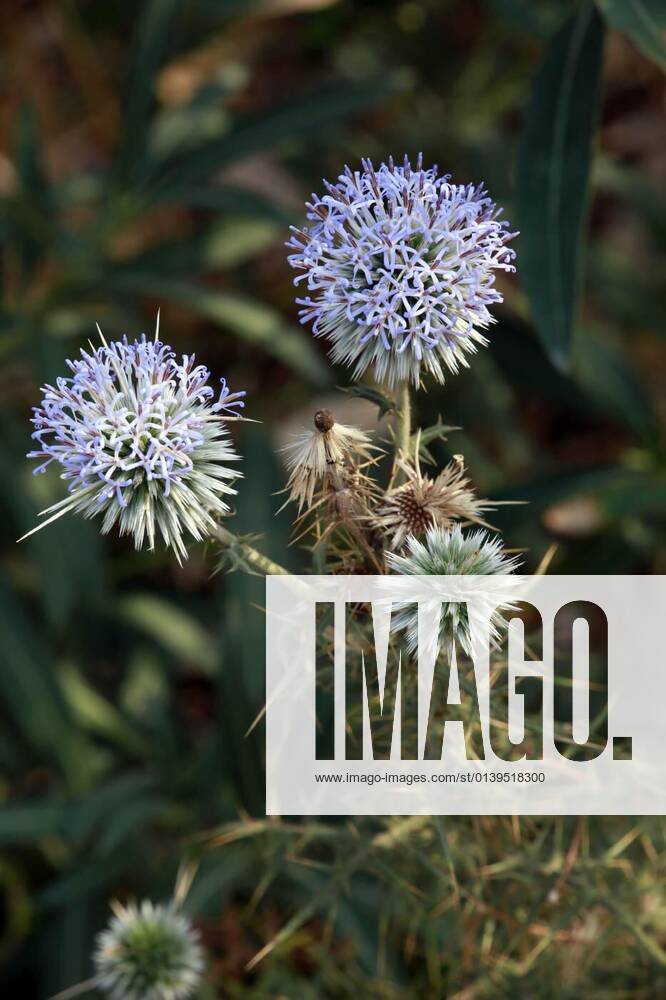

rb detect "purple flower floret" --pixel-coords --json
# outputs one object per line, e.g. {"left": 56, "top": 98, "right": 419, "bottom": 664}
{"left": 287, "top": 154, "right": 516, "bottom": 387}
{"left": 25, "top": 329, "right": 244, "bottom": 560}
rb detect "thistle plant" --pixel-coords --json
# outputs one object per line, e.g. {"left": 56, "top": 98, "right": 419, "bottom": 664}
{"left": 287, "top": 154, "right": 516, "bottom": 387}
{"left": 279, "top": 156, "right": 522, "bottom": 652}
{"left": 31, "top": 155, "right": 526, "bottom": 995}
{"left": 22, "top": 157, "right": 518, "bottom": 581}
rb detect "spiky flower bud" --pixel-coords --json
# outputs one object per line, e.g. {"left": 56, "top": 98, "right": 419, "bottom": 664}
{"left": 379, "top": 455, "right": 493, "bottom": 549}
{"left": 24, "top": 328, "right": 245, "bottom": 561}
{"left": 287, "top": 154, "right": 516, "bottom": 387}
{"left": 94, "top": 900, "right": 204, "bottom": 1000}
{"left": 387, "top": 524, "right": 520, "bottom": 657}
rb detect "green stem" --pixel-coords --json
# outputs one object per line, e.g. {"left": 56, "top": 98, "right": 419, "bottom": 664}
{"left": 49, "top": 978, "right": 100, "bottom": 1000}
{"left": 214, "top": 524, "right": 290, "bottom": 576}
{"left": 398, "top": 380, "right": 411, "bottom": 458}
{"left": 395, "top": 380, "right": 412, "bottom": 482}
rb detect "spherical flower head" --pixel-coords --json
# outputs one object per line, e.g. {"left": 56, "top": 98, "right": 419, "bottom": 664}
{"left": 287, "top": 154, "right": 516, "bottom": 387}
{"left": 387, "top": 524, "right": 520, "bottom": 658}
{"left": 94, "top": 900, "right": 204, "bottom": 1000}
{"left": 25, "top": 329, "right": 245, "bottom": 561}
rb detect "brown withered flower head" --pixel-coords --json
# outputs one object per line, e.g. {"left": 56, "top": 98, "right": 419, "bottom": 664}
{"left": 379, "top": 451, "right": 494, "bottom": 550}
{"left": 281, "top": 409, "right": 375, "bottom": 513}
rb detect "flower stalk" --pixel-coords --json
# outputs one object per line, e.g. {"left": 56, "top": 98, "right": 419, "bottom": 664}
{"left": 396, "top": 380, "right": 412, "bottom": 482}
{"left": 49, "top": 978, "right": 100, "bottom": 1000}
{"left": 214, "top": 523, "right": 290, "bottom": 576}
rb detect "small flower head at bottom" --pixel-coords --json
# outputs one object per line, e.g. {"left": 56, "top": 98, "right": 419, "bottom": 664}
{"left": 94, "top": 899, "right": 204, "bottom": 1000}
{"left": 387, "top": 524, "right": 520, "bottom": 659}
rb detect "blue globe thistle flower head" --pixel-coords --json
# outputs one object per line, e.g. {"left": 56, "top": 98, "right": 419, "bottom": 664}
{"left": 287, "top": 154, "right": 516, "bottom": 387}
{"left": 23, "top": 323, "right": 245, "bottom": 562}
{"left": 94, "top": 899, "right": 204, "bottom": 1000}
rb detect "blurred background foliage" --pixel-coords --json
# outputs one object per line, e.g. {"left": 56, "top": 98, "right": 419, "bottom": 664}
{"left": 0, "top": 0, "right": 665, "bottom": 996}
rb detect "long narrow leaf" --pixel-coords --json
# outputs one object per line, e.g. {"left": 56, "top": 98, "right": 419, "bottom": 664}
{"left": 146, "top": 82, "right": 394, "bottom": 197}
{"left": 595, "top": 0, "right": 666, "bottom": 71}
{"left": 107, "top": 273, "right": 331, "bottom": 386}
{"left": 117, "top": 593, "right": 219, "bottom": 674}
{"left": 0, "top": 586, "right": 88, "bottom": 777}
{"left": 573, "top": 329, "right": 658, "bottom": 437}
{"left": 517, "top": 4, "right": 605, "bottom": 369}
{"left": 116, "top": 0, "right": 181, "bottom": 179}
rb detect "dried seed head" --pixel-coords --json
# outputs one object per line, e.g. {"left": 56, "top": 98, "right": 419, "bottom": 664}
{"left": 379, "top": 455, "right": 493, "bottom": 550}
{"left": 281, "top": 417, "right": 374, "bottom": 513}
{"left": 388, "top": 487, "right": 436, "bottom": 538}
{"left": 313, "top": 408, "right": 336, "bottom": 433}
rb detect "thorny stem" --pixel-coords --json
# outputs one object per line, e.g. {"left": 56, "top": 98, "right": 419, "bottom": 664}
{"left": 49, "top": 978, "right": 100, "bottom": 1000}
{"left": 214, "top": 524, "right": 290, "bottom": 576}
{"left": 326, "top": 463, "right": 384, "bottom": 572}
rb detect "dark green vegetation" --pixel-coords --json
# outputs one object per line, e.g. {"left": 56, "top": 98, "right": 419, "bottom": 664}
{"left": 0, "top": 0, "right": 665, "bottom": 996}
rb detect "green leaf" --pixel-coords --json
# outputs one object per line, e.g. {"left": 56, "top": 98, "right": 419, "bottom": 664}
{"left": 418, "top": 417, "right": 459, "bottom": 448}
{"left": 489, "top": 0, "right": 570, "bottom": 36}
{"left": 0, "top": 804, "right": 67, "bottom": 845}
{"left": 494, "top": 466, "right": 666, "bottom": 523}
{"left": 59, "top": 661, "right": 151, "bottom": 757}
{"left": 96, "top": 796, "right": 170, "bottom": 854}
{"left": 37, "top": 896, "right": 93, "bottom": 996}
{"left": 233, "top": 422, "right": 297, "bottom": 578}
{"left": 116, "top": 0, "right": 181, "bottom": 179}
{"left": 122, "top": 218, "right": 281, "bottom": 273}
{"left": 595, "top": 0, "right": 666, "bottom": 71}
{"left": 0, "top": 585, "right": 87, "bottom": 777}
{"left": 107, "top": 274, "right": 331, "bottom": 387}
{"left": 9, "top": 105, "right": 52, "bottom": 278}
{"left": 573, "top": 329, "right": 658, "bottom": 437}
{"left": 0, "top": 414, "right": 107, "bottom": 629}
{"left": 342, "top": 384, "right": 396, "bottom": 418}
{"left": 147, "top": 101, "right": 231, "bottom": 161}
{"left": 67, "top": 774, "right": 157, "bottom": 841}
{"left": 38, "top": 852, "right": 132, "bottom": 910}
{"left": 164, "top": 185, "right": 294, "bottom": 224}
{"left": 412, "top": 416, "right": 461, "bottom": 468}
{"left": 517, "top": 3, "right": 605, "bottom": 369}
{"left": 148, "top": 82, "right": 394, "bottom": 197}
{"left": 117, "top": 593, "right": 219, "bottom": 674}
{"left": 597, "top": 470, "right": 666, "bottom": 519}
